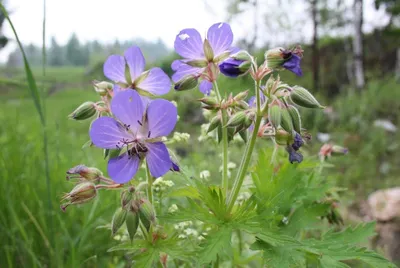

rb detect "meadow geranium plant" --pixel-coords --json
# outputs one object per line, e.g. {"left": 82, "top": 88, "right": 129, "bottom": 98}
{"left": 63, "top": 24, "right": 395, "bottom": 267}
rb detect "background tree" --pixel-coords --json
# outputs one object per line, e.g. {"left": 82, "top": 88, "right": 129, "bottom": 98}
{"left": 353, "top": 0, "right": 365, "bottom": 90}
{"left": 49, "top": 36, "right": 64, "bottom": 66}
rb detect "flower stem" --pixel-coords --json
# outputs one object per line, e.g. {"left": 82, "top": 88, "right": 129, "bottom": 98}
{"left": 226, "top": 80, "right": 262, "bottom": 213}
{"left": 145, "top": 162, "right": 153, "bottom": 204}
{"left": 213, "top": 81, "right": 229, "bottom": 196}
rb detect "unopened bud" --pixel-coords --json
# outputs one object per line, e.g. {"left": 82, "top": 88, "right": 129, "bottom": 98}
{"left": 238, "top": 129, "right": 248, "bottom": 142}
{"left": 264, "top": 47, "right": 286, "bottom": 69}
{"left": 226, "top": 111, "right": 246, "bottom": 127}
{"left": 138, "top": 199, "right": 156, "bottom": 231}
{"left": 111, "top": 207, "right": 127, "bottom": 235}
{"left": 331, "top": 145, "right": 348, "bottom": 155}
{"left": 207, "top": 115, "right": 221, "bottom": 133}
{"left": 231, "top": 50, "right": 252, "bottom": 61}
{"left": 290, "top": 86, "right": 324, "bottom": 109}
{"left": 66, "top": 164, "right": 103, "bottom": 181}
{"left": 69, "top": 102, "right": 97, "bottom": 120}
{"left": 268, "top": 104, "right": 281, "bottom": 129}
{"left": 237, "top": 100, "right": 249, "bottom": 110}
{"left": 93, "top": 81, "right": 113, "bottom": 96}
{"left": 174, "top": 75, "right": 198, "bottom": 91}
{"left": 280, "top": 108, "right": 294, "bottom": 134}
{"left": 126, "top": 210, "right": 139, "bottom": 241}
{"left": 199, "top": 96, "right": 218, "bottom": 106}
{"left": 287, "top": 105, "right": 302, "bottom": 134}
{"left": 121, "top": 187, "right": 135, "bottom": 208}
{"left": 203, "top": 39, "right": 214, "bottom": 61}
{"left": 61, "top": 182, "right": 97, "bottom": 211}
{"left": 234, "top": 90, "right": 249, "bottom": 102}
{"left": 214, "top": 51, "right": 231, "bottom": 63}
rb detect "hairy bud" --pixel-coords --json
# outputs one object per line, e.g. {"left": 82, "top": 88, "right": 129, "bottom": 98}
{"left": 126, "top": 210, "right": 140, "bottom": 241}
{"left": 287, "top": 105, "right": 302, "bottom": 134}
{"left": 93, "top": 81, "right": 113, "bottom": 96}
{"left": 268, "top": 104, "right": 282, "bottom": 129}
{"left": 69, "top": 102, "right": 97, "bottom": 120}
{"left": 111, "top": 207, "right": 127, "bottom": 235}
{"left": 207, "top": 115, "right": 222, "bottom": 133}
{"left": 138, "top": 199, "right": 156, "bottom": 231}
{"left": 226, "top": 111, "right": 246, "bottom": 127}
{"left": 280, "top": 107, "right": 294, "bottom": 134}
{"left": 174, "top": 75, "right": 198, "bottom": 91}
{"left": 290, "top": 86, "right": 324, "bottom": 109}
{"left": 61, "top": 182, "right": 97, "bottom": 211}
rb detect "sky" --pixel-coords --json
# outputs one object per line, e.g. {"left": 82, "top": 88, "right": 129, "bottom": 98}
{"left": 0, "top": 0, "right": 389, "bottom": 63}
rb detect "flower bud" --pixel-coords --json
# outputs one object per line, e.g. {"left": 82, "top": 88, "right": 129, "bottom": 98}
{"left": 331, "top": 145, "right": 348, "bottom": 155}
{"left": 268, "top": 104, "right": 281, "bottom": 129}
{"left": 237, "top": 100, "right": 249, "bottom": 110}
{"left": 291, "top": 132, "right": 304, "bottom": 151}
{"left": 231, "top": 50, "right": 252, "bottom": 61}
{"left": 203, "top": 39, "right": 214, "bottom": 61}
{"left": 198, "top": 96, "right": 218, "bottom": 106}
{"left": 61, "top": 182, "right": 97, "bottom": 211}
{"left": 290, "top": 86, "right": 324, "bottom": 109}
{"left": 93, "top": 81, "right": 113, "bottom": 96}
{"left": 286, "top": 147, "right": 303, "bottom": 164}
{"left": 186, "top": 59, "right": 208, "bottom": 68}
{"left": 226, "top": 111, "right": 246, "bottom": 127}
{"left": 126, "top": 210, "right": 139, "bottom": 241}
{"left": 121, "top": 187, "right": 135, "bottom": 208}
{"left": 66, "top": 165, "right": 103, "bottom": 181}
{"left": 287, "top": 105, "right": 302, "bottom": 134}
{"left": 280, "top": 108, "right": 294, "bottom": 134}
{"left": 219, "top": 58, "right": 250, "bottom": 77}
{"left": 233, "top": 90, "right": 249, "bottom": 102}
{"left": 174, "top": 75, "right": 199, "bottom": 91}
{"left": 264, "top": 47, "right": 286, "bottom": 69}
{"left": 111, "top": 207, "right": 127, "bottom": 235}
{"left": 238, "top": 129, "right": 248, "bottom": 142}
{"left": 138, "top": 198, "right": 156, "bottom": 231}
{"left": 207, "top": 115, "right": 221, "bottom": 133}
{"left": 170, "top": 161, "right": 180, "bottom": 172}
{"left": 69, "top": 102, "right": 97, "bottom": 120}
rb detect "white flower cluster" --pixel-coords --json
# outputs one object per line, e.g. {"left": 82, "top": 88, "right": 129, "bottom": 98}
{"left": 235, "top": 191, "right": 251, "bottom": 206}
{"left": 168, "top": 204, "right": 178, "bottom": 213}
{"left": 219, "top": 161, "right": 237, "bottom": 178}
{"left": 173, "top": 221, "right": 209, "bottom": 241}
{"left": 153, "top": 177, "right": 174, "bottom": 193}
{"left": 198, "top": 123, "right": 217, "bottom": 142}
{"left": 199, "top": 170, "right": 211, "bottom": 180}
{"left": 165, "top": 132, "right": 190, "bottom": 144}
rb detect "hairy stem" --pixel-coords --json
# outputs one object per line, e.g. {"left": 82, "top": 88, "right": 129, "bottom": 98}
{"left": 226, "top": 80, "right": 262, "bottom": 213}
{"left": 213, "top": 81, "right": 229, "bottom": 196}
{"left": 145, "top": 162, "right": 154, "bottom": 204}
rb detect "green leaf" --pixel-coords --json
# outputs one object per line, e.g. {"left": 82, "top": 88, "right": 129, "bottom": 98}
{"left": 132, "top": 248, "right": 158, "bottom": 268}
{"left": 107, "top": 239, "right": 148, "bottom": 252}
{"left": 198, "top": 226, "right": 232, "bottom": 264}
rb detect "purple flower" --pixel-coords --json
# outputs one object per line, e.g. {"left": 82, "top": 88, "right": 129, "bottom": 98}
{"left": 219, "top": 58, "right": 247, "bottom": 77}
{"left": 104, "top": 46, "right": 171, "bottom": 96}
{"left": 172, "top": 22, "right": 235, "bottom": 94}
{"left": 287, "top": 148, "right": 303, "bottom": 164}
{"left": 89, "top": 90, "right": 177, "bottom": 183}
{"left": 282, "top": 53, "right": 302, "bottom": 76}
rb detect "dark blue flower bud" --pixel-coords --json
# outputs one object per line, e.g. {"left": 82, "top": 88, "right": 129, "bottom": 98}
{"left": 291, "top": 132, "right": 304, "bottom": 151}
{"left": 219, "top": 58, "right": 250, "bottom": 77}
{"left": 170, "top": 161, "right": 180, "bottom": 172}
{"left": 286, "top": 147, "right": 303, "bottom": 164}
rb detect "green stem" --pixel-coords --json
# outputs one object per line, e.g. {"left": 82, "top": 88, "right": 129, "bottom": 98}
{"left": 270, "top": 143, "right": 279, "bottom": 166}
{"left": 226, "top": 80, "right": 262, "bottom": 213}
{"left": 145, "top": 162, "right": 153, "bottom": 204}
{"left": 213, "top": 81, "right": 229, "bottom": 196}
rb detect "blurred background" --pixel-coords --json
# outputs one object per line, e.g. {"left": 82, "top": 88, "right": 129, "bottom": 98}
{"left": 0, "top": 0, "right": 399, "bottom": 267}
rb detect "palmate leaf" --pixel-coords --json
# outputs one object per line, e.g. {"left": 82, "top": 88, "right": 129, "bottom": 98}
{"left": 198, "top": 226, "right": 233, "bottom": 264}
{"left": 251, "top": 223, "right": 395, "bottom": 268}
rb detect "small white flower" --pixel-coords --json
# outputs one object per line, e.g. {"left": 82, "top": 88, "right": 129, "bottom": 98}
{"left": 227, "top": 162, "right": 237, "bottom": 169}
{"left": 178, "top": 234, "right": 187, "bottom": 239}
{"left": 199, "top": 170, "right": 211, "bottom": 180}
{"left": 168, "top": 204, "right": 178, "bottom": 213}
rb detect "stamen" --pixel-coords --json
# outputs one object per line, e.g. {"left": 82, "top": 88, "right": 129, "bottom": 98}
{"left": 148, "top": 131, "right": 151, "bottom": 138}
{"left": 137, "top": 120, "right": 143, "bottom": 126}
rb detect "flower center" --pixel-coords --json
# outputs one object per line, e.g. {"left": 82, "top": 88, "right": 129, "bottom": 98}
{"left": 127, "top": 141, "right": 148, "bottom": 159}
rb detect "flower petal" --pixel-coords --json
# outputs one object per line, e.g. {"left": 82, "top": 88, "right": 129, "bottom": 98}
{"left": 283, "top": 54, "right": 303, "bottom": 76}
{"left": 103, "top": 55, "right": 127, "bottom": 83}
{"left": 146, "top": 142, "right": 172, "bottom": 178}
{"left": 136, "top": 67, "right": 171, "bottom": 95}
{"left": 207, "top": 22, "right": 233, "bottom": 57}
{"left": 89, "top": 117, "right": 130, "bottom": 149}
{"left": 108, "top": 153, "right": 140, "bottom": 183}
{"left": 174, "top": 28, "right": 204, "bottom": 59}
{"left": 171, "top": 64, "right": 203, "bottom": 83}
{"left": 199, "top": 80, "right": 213, "bottom": 95}
{"left": 147, "top": 99, "right": 177, "bottom": 138}
{"left": 111, "top": 89, "right": 144, "bottom": 130}
{"left": 124, "top": 46, "right": 145, "bottom": 81}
